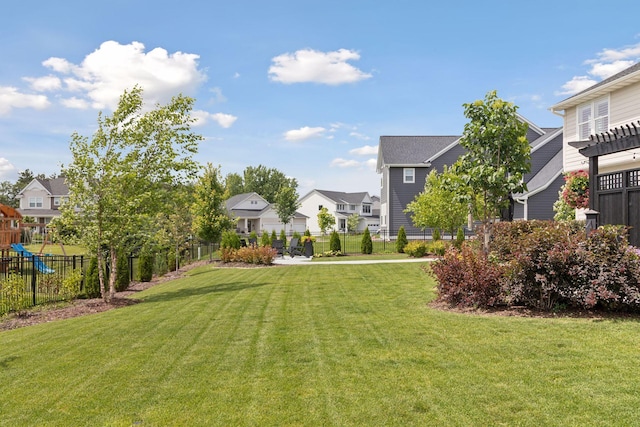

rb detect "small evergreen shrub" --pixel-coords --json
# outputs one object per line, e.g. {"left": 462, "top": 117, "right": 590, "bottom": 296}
{"left": 271, "top": 230, "right": 277, "bottom": 243}
{"left": 396, "top": 226, "right": 408, "bottom": 253}
{"left": 455, "top": 227, "right": 465, "bottom": 249}
{"left": 432, "top": 228, "right": 441, "bottom": 241}
{"left": 221, "top": 231, "right": 241, "bottom": 249}
{"left": 116, "top": 250, "right": 130, "bottom": 292}
{"left": 84, "top": 257, "right": 101, "bottom": 298}
{"left": 292, "top": 231, "right": 301, "bottom": 241}
{"left": 330, "top": 230, "right": 341, "bottom": 252}
{"left": 279, "top": 229, "right": 287, "bottom": 248}
{"left": 404, "top": 241, "right": 427, "bottom": 258}
{"left": 361, "top": 227, "right": 373, "bottom": 254}
{"left": 139, "top": 251, "right": 154, "bottom": 282}
{"left": 260, "top": 231, "right": 271, "bottom": 247}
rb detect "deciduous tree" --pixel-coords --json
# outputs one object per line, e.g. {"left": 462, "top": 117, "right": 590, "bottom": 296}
{"left": 317, "top": 207, "right": 335, "bottom": 236}
{"left": 274, "top": 185, "right": 300, "bottom": 234}
{"left": 62, "top": 86, "right": 201, "bottom": 300}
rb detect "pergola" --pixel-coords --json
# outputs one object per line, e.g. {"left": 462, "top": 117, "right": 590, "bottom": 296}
{"left": 569, "top": 121, "right": 640, "bottom": 246}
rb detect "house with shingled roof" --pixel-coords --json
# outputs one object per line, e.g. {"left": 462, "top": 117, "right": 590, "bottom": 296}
{"left": 376, "top": 115, "right": 564, "bottom": 236}
{"left": 16, "top": 177, "right": 69, "bottom": 231}
{"left": 297, "top": 189, "right": 379, "bottom": 234}
{"left": 550, "top": 61, "right": 640, "bottom": 246}
{"left": 225, "top": 192, "right": 307, "bottom": 235}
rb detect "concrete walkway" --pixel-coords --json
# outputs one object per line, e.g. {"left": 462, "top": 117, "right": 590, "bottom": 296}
{"left": 272, "top": 256, "right": 436, "bottom": 265}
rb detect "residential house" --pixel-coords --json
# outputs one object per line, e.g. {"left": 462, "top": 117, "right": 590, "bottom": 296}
{"left": 550, "top": 61, "right": 640, "bottom": 246}
{"left": 297, "top": 189, "right": 379, "bottom": 234}
{"left": 376, "top": 116, "right": 564, "bottom": 236}
{"left": 225, "top": 192, "right": 307, "bottom": 235}
{"left": 16, "top": 177, "right": 69, "bottom": 231}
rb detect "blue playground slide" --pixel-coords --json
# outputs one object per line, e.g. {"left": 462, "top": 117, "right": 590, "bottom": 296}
{"left": 10, "top": 243, "right": 55, "bottom": 274}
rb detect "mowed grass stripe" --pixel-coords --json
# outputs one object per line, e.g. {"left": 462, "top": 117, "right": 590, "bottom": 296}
{"left": 2, "top": 263, "right": 640, "bottom": 425}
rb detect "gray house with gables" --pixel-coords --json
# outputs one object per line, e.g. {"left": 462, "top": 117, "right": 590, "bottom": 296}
{"left": 376, "top": 116, "right": 564, "bottom": 236}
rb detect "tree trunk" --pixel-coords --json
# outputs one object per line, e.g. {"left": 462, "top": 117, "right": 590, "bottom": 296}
{"left": 97, "top": 248, "right": 107, "bottom": 301}
{"left": 108, "top": 245, "right": 117, "bottom": 300}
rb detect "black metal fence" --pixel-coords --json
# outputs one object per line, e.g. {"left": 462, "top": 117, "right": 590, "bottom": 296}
{"left": 0, "top": 254, "right": 86, "bottom": 315}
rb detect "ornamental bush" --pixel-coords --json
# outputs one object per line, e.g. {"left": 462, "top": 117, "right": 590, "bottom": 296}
{"left": 139, "top": 250, "right": 154, "bottom": 282}
{"left": 361, "top": 227, "right": 373, "bottom": 254}
{"left": 430, "top": 245, "right": 505, "bottom": 307}
{"left": 404, "top": 241, "right": 427, "bottom": 258}
{"left": 220, "top": 245, "right": 277, "bottom": 265}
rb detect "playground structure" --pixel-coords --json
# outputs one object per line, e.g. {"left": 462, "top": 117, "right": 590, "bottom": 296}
{"left": 0, "top": 204, "right": 22, "bottom": 258}
{"left": 0, "top": 203, "right": 56, "bottom": 274}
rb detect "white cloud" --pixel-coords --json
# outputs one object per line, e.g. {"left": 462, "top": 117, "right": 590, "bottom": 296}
{"left": 349, "top": 131, "right": 370, "bottom": 141}
{"left": 269, "top": 48, "right": 372, "bottom": 85}
{"left": 330, "top": 158, "right": 361, "bottom": 168}
{"left": 23, "top": 75, "right": 62, "bottom": 92}
{"left": 35, "top": 40, "right": 206, "bottom": 110}
{"left": 192, "top": 110, "right": 238, "bottom": 128}
{"left": 588, "top": 60, "right": 635, "bottom": 80}
{"left": 555, "top": 76, "right": 598, "bottom": 96}
{"left": 284, "top": 126, "right": 326, "bottom": 141}
{"left": 349, "top": 145, "right": 377, "bottom": 156}
{"left": 209, "top": 87, "right": 227, "bottom": 103}
{"left": 0, "top": 158, "right": 16, "bottom": 179}
{"left": 0, "top": 86, "right": 50, "bottom": 116}
{"left": 61, "top": 96, "right": 90, "bottom": 109}
{"left": 365, "top": 158, "right": 377, "bottom": 171}
{"left": 558, "top": 43, "right": 640, "bottom": 96}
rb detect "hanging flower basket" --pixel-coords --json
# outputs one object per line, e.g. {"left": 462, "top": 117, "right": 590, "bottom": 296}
{"left": 562, "top": 170, "right": 589, "bottom": 209}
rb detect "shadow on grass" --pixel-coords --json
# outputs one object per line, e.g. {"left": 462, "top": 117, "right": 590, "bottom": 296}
{"left": 138, "top": 280, "right": 270, "bottom": 303}
{"left": 0, "top": 355, "right": 20, "bottom": 369}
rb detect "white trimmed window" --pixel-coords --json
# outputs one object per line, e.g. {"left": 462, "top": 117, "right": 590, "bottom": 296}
{"left": 578, "top": 97, "right": 609, "bottom": 140}
{"left": 403, "top": 168, "right": 415, "bottom": 184}
{"left": 336, "top": 204, "right": 345, "bottom": 211}
{"left": 29, "top": 197, "right": 43, "bottom": 208}
{"left": 53, "top": 197, "right": 61, "bottom": 206}
{"left": 362, "top": 204, "right": 371, "bottom": 214}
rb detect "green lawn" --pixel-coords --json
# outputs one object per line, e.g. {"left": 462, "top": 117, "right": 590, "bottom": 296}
{"left": 2, "top": 262, "right": 640, "bottom": 426}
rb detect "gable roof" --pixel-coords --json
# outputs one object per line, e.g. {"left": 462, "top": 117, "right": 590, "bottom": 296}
{"left": 314, "top": 190, "right": 370, "bottom": 205}
{"left": 377, "top": 135, "right": 460, "bottom": 171}
{"left": 514, "top": 150, "right": 563, "bottom": 199}
{"left": 19, "top": 177, "right": 69, "bottom": 196}
{"left": 225, "top": 192, "right": 266, "bottom": 211}
{"left": 551, "top": 62, "right": 640, "bottom": 111}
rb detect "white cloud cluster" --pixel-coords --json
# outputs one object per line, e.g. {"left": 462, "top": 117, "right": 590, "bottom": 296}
{"left": 557, "top": 43, "right": 640, "bottom": 96}
{"left": 192, "top": 110, "right": 238, "bottom": 128}
{"left": 269, "top": 48, "right": 372, "bottom": 85}
{"left": 284, "top": 126, "right": 326, "bottom": 141}
{"left": 0, "top": 86, "right": 50, "bottom": 116}
{"left": 349, "top": 145, "right": 377, "bottom": 156}
{"left": 3, "top": 41, "right": 236, "bottom": 128}
{"left": 0, "top": 157, "right": 16, "bottom": 179}
{"left": 330, "top": 157, "right": 377, "bottom": 171}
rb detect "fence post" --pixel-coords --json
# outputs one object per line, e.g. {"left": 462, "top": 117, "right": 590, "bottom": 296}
{"left": 31, "top": 256, "right": 37, "bottom": 306}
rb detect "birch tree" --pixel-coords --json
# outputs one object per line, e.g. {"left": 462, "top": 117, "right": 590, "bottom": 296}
{"left": 62, "top": 86, "right": 201, "bottom": 300}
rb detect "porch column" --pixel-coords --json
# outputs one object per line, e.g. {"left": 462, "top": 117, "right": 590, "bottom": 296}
{"left": 589, "top": 156, "right": 598, "bottom": 211}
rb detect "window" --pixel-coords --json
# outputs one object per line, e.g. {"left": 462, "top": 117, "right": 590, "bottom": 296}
{"left": 362, "top": 204, "right": 371, "bottom": 214}
{"left": 250, "top": 200, "right": 258, "bottom": 205}
{"left": 578, "top": 97, "right": 609, "bottom": 140}
{"left": 336, "top": 204, "right": 345, "bottom": 211}
{"left": 53, "top": 197, "right": 61, "bottom": 207}
{"left": 29, "top": 197, "right": 43, "bottom": 208}
{"left": 349, "top": 204, "right": 356, "bottom": 211}
{"left": 318, "top": 205, "right": 323, "bottom": 210}
{"left": 403, "top": 168, "right": 415, "bottom": 184}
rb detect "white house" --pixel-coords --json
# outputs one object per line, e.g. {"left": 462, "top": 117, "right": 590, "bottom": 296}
{"left": 225, "top": 192, "right": 307, "bottom": 235}
{"left": 297, "top": 189, "right": 379, "bottom": 234}
{"left": 16, "top": 177, "right": 69, "bottom": 231}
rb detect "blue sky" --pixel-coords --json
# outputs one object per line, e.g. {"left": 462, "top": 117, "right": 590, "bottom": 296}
{"left": 2, "top": 0, "right": 640, "bottom": 197}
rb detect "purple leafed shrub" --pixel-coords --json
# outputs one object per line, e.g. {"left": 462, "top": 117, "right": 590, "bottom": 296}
{"left": 430, "top": 245, "right": 505, "bottom": 307}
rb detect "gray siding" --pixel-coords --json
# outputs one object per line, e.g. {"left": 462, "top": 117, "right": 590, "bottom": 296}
{"left": 388, "top": 166, "right": 428, "bottom": 234}
{"left": 380, "top": 168, "right": 388, "bottom": 204}
{"left": 527, "top": 175, "right": 564, "bottom": 220}
{"left": 526, "top": 134, "right": 562, "bottom": 181}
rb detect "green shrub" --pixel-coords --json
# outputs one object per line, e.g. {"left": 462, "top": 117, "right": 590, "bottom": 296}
{"left": 167, "top": 248, "right": 178, "bottom": 272}
{"left": 271, "top": 230, "right": 277, "bottom": 243}
{"left": 396, "top": 226, "right": 408, "bottom": 253}
{"left": 455, "top": 227, "right": 465, "bottom": 249}
{"left": 221, "top": 230, "right": 241, "bottom": 249}
{"left": 430, "top": 240, "right": 447, "bottom": 256}
{"left": 432, "top": 228, "right": 441, "bottom": 241}
{"left": 116, "top": 250, "right": 130, "bottom": 292}
{"left": 279, "top": 229, "right": 287, "bottom": 248}
{"left": 260, "top": 231, "right": 271, "bottom": 247}
{"left": 404, "top": 241, "right": 427, "bottom": 258}
{"left": 61, "top": 269, "right": 83, "bottom": 300}
{"left": 361, "top": 227, "right": 373, "bottom": 254}
{"left": 292, "top": 231, "right": 301, "bottom": 242}
{"left": 249, "top": 231, "right": 258, "bottom": 242}
{"left": 329, "top": 230, "right": 341, "bottom": 252}
{"left": 139, "top": 251, "right": 154, "bottom": 282}
{"left": 0, "top": 273, "right": 30, "bottom": 314}
{"left": 84, "top": 257, "right": 101, "bottom": 298}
